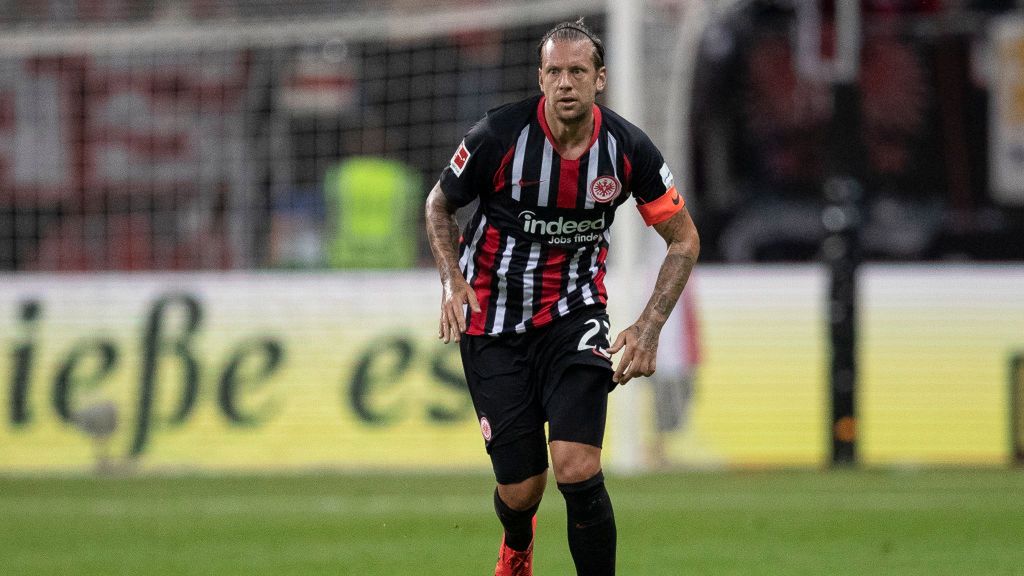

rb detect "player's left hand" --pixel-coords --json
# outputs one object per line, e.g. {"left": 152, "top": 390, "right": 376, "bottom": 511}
{"left": 607, "top": 323, "right": 658, "bottom": 385}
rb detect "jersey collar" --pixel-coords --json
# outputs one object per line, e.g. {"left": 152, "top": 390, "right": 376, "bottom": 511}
{"left": 537, "top": 96, "right": 602, "bottom": 158}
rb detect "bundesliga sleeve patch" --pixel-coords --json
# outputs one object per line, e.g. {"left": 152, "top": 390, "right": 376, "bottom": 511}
{"left": 659, "top": 162, "right": 675, "bottom": 189}
{"left": 449, "top": 140, "right": 471, "bottom": 177}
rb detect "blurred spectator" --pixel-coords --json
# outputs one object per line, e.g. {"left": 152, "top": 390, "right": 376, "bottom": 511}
{"left": 323, "top": 156, "right": 420, "bottom": 269}
{"left": 690, "top": 0, "right": 1024, "bottom": 262}
{"left": 722, "top": 16, "right": 941, "bottom": 261}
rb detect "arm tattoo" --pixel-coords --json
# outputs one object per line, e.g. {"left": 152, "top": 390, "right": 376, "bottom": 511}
{"left": 637, "top": 249, "right": 697, "bottom": 343}
{"left": 425, "top": 188, "right": 462, "bottom": 285}
{"left": 634, "top": 208, "right": 700, "bottom": 343}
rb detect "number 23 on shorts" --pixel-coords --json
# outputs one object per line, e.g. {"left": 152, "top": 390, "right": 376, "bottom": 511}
{"left": 578, "top": 318, "right": 611, "bottom": 360}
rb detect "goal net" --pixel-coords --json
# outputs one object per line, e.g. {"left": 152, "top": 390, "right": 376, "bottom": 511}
{"left": 0, "top": 0, "right": 621, "bottom": 271}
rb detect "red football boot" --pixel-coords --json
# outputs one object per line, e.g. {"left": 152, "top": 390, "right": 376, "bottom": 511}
{"left": 494, "top": 516, "right": 537, "bottom": 576}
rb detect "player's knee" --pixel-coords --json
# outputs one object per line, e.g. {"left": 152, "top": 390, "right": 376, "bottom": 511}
{"left": 497, "top": 471, "right": 547, "bottom": 511}
{"left": 555, "top": 460, "right": 601, "bottom": 485}
{"left": 550, "top": 441, "right": 602, "bottom": 485}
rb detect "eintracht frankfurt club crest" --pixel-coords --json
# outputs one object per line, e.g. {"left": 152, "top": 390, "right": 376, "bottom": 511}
{"left": 479, "top": 416, "right": 492, "bottom": 442}
{"left": 589, "top": 175, "right": 621, "bottom": 203}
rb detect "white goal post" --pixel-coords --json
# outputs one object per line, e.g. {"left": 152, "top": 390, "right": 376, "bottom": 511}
{"left": 607, "top": 0, "right": 757, "bottom": 472}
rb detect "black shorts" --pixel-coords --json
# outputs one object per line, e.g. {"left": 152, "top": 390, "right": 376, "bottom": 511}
{"left": 459, "top": 306, "right": 615, "bottom": 483}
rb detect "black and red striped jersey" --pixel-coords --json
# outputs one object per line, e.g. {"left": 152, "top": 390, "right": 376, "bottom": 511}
{"left": 439, "top": 94, "right": 684, "bottom": 336}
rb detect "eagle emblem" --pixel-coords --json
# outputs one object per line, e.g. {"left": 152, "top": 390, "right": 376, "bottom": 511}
{"left": 589, "top": 175, "right": 621, "bottom": 203}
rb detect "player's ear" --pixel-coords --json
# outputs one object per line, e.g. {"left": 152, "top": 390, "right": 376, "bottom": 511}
{"left": 595, "top": 66, "right": 607, "bottom": 95}
{"left": 537, "top": 67, "right": 544, "bottom": 91}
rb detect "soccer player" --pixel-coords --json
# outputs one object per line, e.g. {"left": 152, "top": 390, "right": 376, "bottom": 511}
{"left": 425, "top": 19, "right": 699, "bottom": 576}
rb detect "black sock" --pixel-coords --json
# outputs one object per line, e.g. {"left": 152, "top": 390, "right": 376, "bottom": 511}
{"left": 493, "top": 489, "right": 539, "bottom": 552}
{"left": 558, "top": 471, "right": 616, "bottom": 576}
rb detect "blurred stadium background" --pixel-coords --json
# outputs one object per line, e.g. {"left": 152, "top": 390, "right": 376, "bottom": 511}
{"left": 1, "top": 0, "right": 1023, "bottom": 574}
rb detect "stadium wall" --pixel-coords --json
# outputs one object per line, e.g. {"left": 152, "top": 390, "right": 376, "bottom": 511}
{"left": 1, "top": 265, "right": 1020, "bottom": 473}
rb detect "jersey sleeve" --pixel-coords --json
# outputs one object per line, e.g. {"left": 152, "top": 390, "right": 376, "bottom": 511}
{"left": 439, "top": 118, "right": 501, "bottom": 208}
{"left": 628, "top": 132, "right": 685, "bottom": 226}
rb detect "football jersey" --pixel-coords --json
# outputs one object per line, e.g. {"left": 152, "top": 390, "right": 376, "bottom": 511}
{"left": 440, "top": 94, "right": 684, "bottom": 336}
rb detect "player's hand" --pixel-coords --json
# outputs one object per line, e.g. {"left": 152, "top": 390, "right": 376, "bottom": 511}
{"left": 439, "top": 275, "right": 481, "bottom": 344}
{"left": 607, "top": 323, "right": 659, "bottom": 385}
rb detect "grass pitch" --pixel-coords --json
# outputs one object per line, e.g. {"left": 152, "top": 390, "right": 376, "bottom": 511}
{"left": 1, "top": 468, "right": 1022, "bottom": 575}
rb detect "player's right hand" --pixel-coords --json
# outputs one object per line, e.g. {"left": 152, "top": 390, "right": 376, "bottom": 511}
{"left": 439, "top": 276, "right": 481, "bottom": 344}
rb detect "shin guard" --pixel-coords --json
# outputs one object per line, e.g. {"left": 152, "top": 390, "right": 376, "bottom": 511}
{"left": 493, "top": 489, "right": 540, "bottom": 552}
{"left": 557, "top": 471, "right": 616, "bottom": 576}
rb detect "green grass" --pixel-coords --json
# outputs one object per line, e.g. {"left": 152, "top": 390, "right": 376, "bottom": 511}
{"left": 1, "top": 469, "right": 1022, "bottom": 575}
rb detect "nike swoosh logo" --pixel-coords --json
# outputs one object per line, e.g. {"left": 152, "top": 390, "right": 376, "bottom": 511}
{"left": 517, "top": 179, "right": 547, "bottom": 187}
{"left": 671, "top": 193, "right": 681, "bottom": 205}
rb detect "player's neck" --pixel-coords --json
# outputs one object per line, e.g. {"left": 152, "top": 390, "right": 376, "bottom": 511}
{"left": 542, "top": 105, "right": 594, "bottom": 161}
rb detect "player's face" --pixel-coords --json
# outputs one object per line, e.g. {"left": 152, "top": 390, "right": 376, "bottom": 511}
{"left": 538, "top": 39, "right": 607, "bottom": 125}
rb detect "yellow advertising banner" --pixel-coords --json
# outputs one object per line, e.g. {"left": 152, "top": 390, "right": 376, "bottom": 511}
{"left": 1, "top": 266, "right": 1021, "bottom": 472}
{"left": 0, "top": 272, "right": 485, "bottom": 472}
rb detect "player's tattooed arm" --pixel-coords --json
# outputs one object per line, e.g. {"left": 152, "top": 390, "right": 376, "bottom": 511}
{"left": 425, "top": 181, "right": 480, "bottom": 343}
{"left": 609, "top": 207, "right": 699, "bottom": 385}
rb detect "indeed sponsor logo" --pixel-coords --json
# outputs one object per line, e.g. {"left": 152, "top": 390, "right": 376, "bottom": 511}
{"left": 518, "top": 211, "right": 604, "bottom": 245}
{"left": 519, "top": 211, "right": 605, "bottom": 236}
